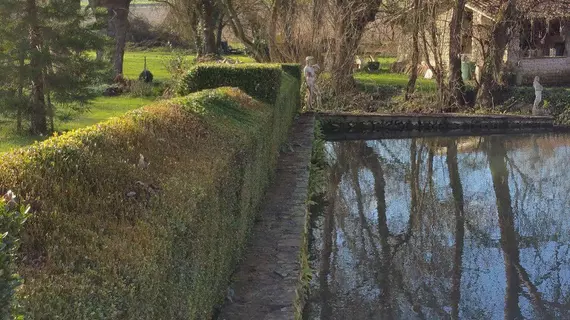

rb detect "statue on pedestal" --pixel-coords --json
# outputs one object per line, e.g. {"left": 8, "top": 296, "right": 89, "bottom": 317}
{"left": 533, "top": 76, "right": 543, "bottom": 115}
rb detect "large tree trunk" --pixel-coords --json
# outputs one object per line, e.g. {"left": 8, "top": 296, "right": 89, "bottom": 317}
{"left": 448, "top": 0, "right": 467, "bottom": 108}
{"left": 268, "top": 0, "right": 282, "bottom": 62}
{"left": 476, "top": 0, "right": 517, "bottom": 108}
{"left": 215, "top": 12, "right": 224, "bottom": 52}
{"left": 405, "top": 0, "right": 421, "bottom": 100}
{"left": 107, "top": 0, "right": 131, "bottom": 77}
{"left": 27, "top": 0, "right": 47, "bottom": 135}
{"left": 331, "top": 0, "right": 382, "bottom": 94}
{"left": 200, "top": 0, "right": 218, "bottom": 56}
{"left": 17, "top": 52, "right": 25, "bottom": 133}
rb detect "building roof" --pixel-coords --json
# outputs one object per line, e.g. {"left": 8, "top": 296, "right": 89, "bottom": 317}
{"left": 467, "top": 0, "right": 570, "bottom": 19}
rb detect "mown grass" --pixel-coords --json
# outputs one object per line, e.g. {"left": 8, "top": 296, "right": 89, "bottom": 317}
{"left": 0, "top": 97, "right": 152, "bottom": 153}
{"left": 353, "top": 56, "right": 437, "bottom": 92}
{"left": 0, "top": 51, "right": 257, "bottom": 152}
{"left": 122, "top": 51, "right": 256, "bottom": 81}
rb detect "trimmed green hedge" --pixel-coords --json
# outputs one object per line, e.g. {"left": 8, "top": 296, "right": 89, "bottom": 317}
{"left": 0, "top": 72, "right": 299, "bottom": 319}
{"left": 281, "top": 64, "right": 302, "bottom": 81}
{"left": 177, "top": 64, "right": 283, "bottom": 104}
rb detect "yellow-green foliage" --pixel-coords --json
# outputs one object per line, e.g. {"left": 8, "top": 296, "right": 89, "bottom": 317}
{"left": 0, "top": 72, "right": 300, "bottom": 319}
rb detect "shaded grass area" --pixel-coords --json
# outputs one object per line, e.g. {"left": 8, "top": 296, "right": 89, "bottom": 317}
{"left": 1, "top": 71, "right": 299, "bottom": 318}
{"left": 0, "top": 96, "right": 152, "bottom": 153}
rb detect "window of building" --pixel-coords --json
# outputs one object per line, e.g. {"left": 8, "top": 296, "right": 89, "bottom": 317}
{"left": 520, "top": 18, "right": 566, "bottom": 57}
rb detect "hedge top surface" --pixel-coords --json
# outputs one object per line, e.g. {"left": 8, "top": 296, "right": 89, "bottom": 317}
{"left": 177, "top": 64, "right": 283, "bottom": 104}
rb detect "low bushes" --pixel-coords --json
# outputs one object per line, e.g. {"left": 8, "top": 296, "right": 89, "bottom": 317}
{"left": 0, "top": 71, "right": 299, "bottom": 318}
{"left": 495, "top": 86, "right": 570, "bottom": 123}
{"left": 177, "top": 64, "right": 283, "bottom": 104}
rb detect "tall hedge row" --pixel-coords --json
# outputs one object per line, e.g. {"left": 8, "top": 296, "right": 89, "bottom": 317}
{"left": 0, "top": 70, "right": 300, "bottom": 318}
{"left": 177, "top": 64, "right": 284, "bottom": 104}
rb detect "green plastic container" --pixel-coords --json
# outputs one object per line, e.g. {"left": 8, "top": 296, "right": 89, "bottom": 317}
{"left": 461, "top": 61, "right": 476, "bottom": 81}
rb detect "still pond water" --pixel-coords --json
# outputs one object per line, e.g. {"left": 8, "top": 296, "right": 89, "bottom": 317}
{"left": 305, "top": 134, "right": 570, "bottom": 320}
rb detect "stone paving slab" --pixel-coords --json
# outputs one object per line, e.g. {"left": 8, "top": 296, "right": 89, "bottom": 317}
{"left": 218, "top": 114, "right": 315, "bottom": 320}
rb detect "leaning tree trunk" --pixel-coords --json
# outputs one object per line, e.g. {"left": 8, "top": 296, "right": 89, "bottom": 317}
{"left": 476, "top": 0, "right": 517, "bottom": 108}
{"left": 331, "top": 0, "right": 383, "bottom": 94}
{"left": 27, "top": 0, "right": 47, "bottom": 135}
{"left": 222, "top": 0, "right": 270, "bottom": 62}
{"left": 405, "top": 0, "right": 421, "bottom": 100}
{"left": 448, "top": 0, "right": 467, "bottom": 109}
{"left": 107, "top": 0, "right": 131, "bottom": 77}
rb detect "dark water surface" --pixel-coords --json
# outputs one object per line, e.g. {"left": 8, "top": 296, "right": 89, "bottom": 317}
{"left": 305, "top": 134, "right": 570, "bottom": 320}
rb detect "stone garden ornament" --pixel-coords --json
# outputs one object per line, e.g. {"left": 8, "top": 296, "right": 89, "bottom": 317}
{"left": 533, "top": 76, "right": 543, "bottom": 115}
{"left": 304, "top": 56, "right": 321, "bottom": 109}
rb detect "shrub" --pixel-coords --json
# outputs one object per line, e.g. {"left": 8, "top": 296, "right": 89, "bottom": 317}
{"left": 177, "top": 64, "right": 283, "bottom": 104}
{"left": 0, "top": 72, "right": 299, "bottom": 319}
{"left": 281, "top": 63, "right": 301, "bottom": 81}
{"left": 494, "top": 86, "right": 570, "bottom": 123}
{"left": 0, "top": 191, "right": 30, "bottom": 319}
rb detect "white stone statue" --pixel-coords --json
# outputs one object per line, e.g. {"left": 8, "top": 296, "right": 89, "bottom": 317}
{"left": 304, "top": 56, "right": 320, "bottom": 108}
{"left": 533, "top": 76, "right": 543, "bottom": 115}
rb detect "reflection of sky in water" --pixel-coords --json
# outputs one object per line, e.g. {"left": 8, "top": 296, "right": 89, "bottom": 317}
{"left": 307, "top": 134, "right": 570, "bottom": 320}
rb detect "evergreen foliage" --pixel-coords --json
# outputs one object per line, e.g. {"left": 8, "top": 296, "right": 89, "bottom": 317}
{"left": 0, "top": 0, "right": 108, "bottom": 134}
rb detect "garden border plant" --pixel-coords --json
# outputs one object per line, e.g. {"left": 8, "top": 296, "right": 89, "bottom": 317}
{"left": 0, "top": 66, "right": 300, "bottom": 319}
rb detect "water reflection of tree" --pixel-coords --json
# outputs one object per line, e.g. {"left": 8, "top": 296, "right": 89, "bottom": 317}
{"left": 486, "top": 137, "right": 554, "bottom": 320}
{"left": 447, "top": 140, "right": 465, "bottom": 320}
{"left": 309, "top": 135, "right": 570, "bottom": 320}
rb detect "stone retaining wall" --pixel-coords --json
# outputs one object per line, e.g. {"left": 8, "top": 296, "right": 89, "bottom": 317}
{"left": 316, "top": 112, "right": 554, "bottom": 135}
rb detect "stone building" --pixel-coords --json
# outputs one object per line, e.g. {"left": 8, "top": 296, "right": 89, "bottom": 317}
{"left": 412, "top": 0, "right": 570, "bottom": 85}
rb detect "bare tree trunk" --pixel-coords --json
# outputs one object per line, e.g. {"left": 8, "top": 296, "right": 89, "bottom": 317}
{"left": 422, "top": 2, "right": 446, "bottom": 104}
{"left": 221, "top": 0, "right": 271, "bottom": 62}
{"left": 405, "top": 0, "right": 421, "bottom": 100}
{"left": 200, "top": 0, "right": 218, "bottom": 56}
{"left": 476, "top": 0, "right": 517, "bottom": 108}
{"left": 108, "top": 0, "right": 131, "bottom": 77}
{"left": 331, "top": 0, "right": 382, "bottom": 94}
{"left": 215, "top": 12, "right": 225, "bottom": 52}
{"left": 268, "top": 0, "right": 282, "bottom": 61}
{"left": 448, "top": 0, "right": 467, "bottom": 108}
{"left": 17, "top": 52, "right": 25, "bottom": 133}
{"left": 27, "top": 0, "right": 47, "bottom": 135}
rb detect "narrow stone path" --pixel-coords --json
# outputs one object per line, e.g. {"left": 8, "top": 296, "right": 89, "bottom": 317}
{"left": 218, "top": 114, "right": 315, "bottom": 320}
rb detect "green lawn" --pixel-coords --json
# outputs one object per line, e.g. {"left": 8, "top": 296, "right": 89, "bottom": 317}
{"left": 355, "top": 72, "right": 437, "bottom": 91}
{"left": 1, "top": 50, "right": 257, "bottom": 152}
{"left": 354, "top": 56, "right": 437, "bottom": 92}
{"left": 0, "top": 96, "right": 152, "bottom": 153}
{"left": 122, "top": 51, "right": 256, "bottom": 81}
